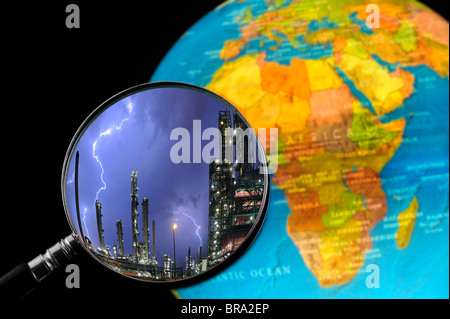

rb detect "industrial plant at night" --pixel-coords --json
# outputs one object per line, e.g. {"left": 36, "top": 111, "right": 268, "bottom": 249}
{"left": 87, "top": 109, "right": 264, "bottom": 281}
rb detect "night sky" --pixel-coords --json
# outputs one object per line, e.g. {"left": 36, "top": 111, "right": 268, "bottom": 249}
{"left": 65, "top": 86, "right": 233, "bottom": 267}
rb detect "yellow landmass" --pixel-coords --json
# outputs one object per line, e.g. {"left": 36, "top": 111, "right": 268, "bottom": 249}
{"left": 207, "top": 54, "right": 266, "bottom": 114}
{"left": 206, "top": 50, "right": 408, "bottom": 287}
{"left": 390, "top": 67, "right": 415, "bottom": 99}
{"left": 240, "top": 8, "right": 253, "bottom": 24}
{"left": 303, "top": 117, "right": 404, "bottom": 175}
{"left": 289, "top": 217, "right": 370, "bottom": 287}
{"left": 245, "top": 93, "right": 281, "bottom": 129}
{"left": 305, "top": 58, "right": 343, "bottom": 91}
{"left": 203, "top": 0, "right": 448, "bottom": 289}
{"left": 276, "top": 93, "right": 311, "bottom": 133}
{"left": 316, "top": 181, "right": 348, "bottom": 208}
{"left": 337, "top": 53, "right": 413, "bottom": 115}
{"left": 396, "top": 196, "right": 419, "bottom": 249}
{"left": 222, "top": 0, "right": 449, "bottom": 81}
{"left": 343, "top": 38, "right": 369, "bottom": 60}
{"left": 300, "top": 17, "right": 448, "bottom": 78}
{"left": 317, "top": 219, "right": 366, "bottom": 287}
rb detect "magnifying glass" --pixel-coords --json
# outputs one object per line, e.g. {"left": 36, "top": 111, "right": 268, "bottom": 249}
{"left": 0, "top": 82, "right": 270, "bottom": 297}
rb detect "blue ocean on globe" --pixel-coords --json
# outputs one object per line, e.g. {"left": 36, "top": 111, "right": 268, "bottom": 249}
{"left": 151, "top": 0, "right": 449, "bottom": 298}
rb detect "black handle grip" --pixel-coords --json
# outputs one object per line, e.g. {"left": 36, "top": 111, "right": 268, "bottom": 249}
{"left": 0, "top": 234, "right": 79, "bottom": 299}
{"left": 0, "top": 263, "right": 38, "bottom": 299}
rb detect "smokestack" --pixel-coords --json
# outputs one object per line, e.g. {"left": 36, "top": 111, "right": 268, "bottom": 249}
{"left": 138, "top": 242, "right": 144, "bottom": 264}
{"left": 188, "top": 247, "right": 191, "bottom": 270}
{"left": 131, "top": 171, "right": 140, "bottom": 263}
{"left": 142, "top": 198, "right": 150, "bottom": 262}
{"left": 152, "top": 220, "right": 156, "bottom": 259}
{"left": 199, "top": 246, "right": 202, "bottom": 259}
{"left": 95, "top": 200, "right": 105, "bottom": 254}
{"left": 116, "top": 220, "right": 125, "bottom": 257}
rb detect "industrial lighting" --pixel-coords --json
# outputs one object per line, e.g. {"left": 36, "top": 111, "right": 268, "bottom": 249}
{"left": 173, "top": 224, "right": 178, "bottom": 230}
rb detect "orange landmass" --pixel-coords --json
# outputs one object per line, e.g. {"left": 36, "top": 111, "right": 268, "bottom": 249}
{"left": 205, "top": 0, "right": 445, "bottom": 286}
{"left": 307, "top": 84, "right": 356, "bottom": 153}
{"left": 348, "top": 2, "right": 408, "bottom": 22}
{"left": 332, "top": 37, "right": 346, "bottom": 64}
{"left": 390, "top": 67, "right": 415, "bottom": 99}
{"left": 378, "top": 14, "right": 401, "bottom": 33}
{"left": 344, "top": 167, "right": 387, "bottom": 228}
{"left": 282, "top": 137, "right": 326, "bottom": 160}
{"left": 409, "top": 9, "right": 449, "bottom": 47}
{"left": 221, "top": 39, "right": 247, "bottom": 60}
{"left": 260, "top": 58, "right": 311, "bottom": 99}
{"left": 286, "top": 190, "right": 328, "bottom": 232}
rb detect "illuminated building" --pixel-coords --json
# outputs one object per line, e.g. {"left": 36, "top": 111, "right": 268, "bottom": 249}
{"left": 207, "top": 110, "right": 264, "bottom": 268}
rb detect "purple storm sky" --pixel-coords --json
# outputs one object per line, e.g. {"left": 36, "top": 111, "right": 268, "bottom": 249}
{"left": 65, "top": 86, "right": 233, "bottom": 266}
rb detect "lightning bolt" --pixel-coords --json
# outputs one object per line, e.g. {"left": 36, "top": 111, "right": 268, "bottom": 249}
{"left": 93, "top": 103, "right": 133, "bottom": 202}
{"left": 67, "top": 172, "right": 75, "bottom": 184}
{"left": 177, "top": 207, "right": 203, "bottom": 247}
{"left": 74, "top": 102, "right": 133, "bottom": 241}
{"left": 82, "top": 208, "right": 90, "bottom": 239}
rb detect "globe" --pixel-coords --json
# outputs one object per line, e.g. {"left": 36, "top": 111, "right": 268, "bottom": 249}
{"left": 151, "top": 0, "right": 449, "bottom": 298}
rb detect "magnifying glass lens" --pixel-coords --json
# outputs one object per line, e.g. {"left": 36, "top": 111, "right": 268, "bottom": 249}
{"left": 62, "top": 83, "right": 269, "bottom": 284}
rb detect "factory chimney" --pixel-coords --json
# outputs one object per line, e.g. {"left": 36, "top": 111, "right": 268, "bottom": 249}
{"left": 142, "top": 198, "right": 150, "bottom": 262}
{"left": 95, "top": 200, "right": 105, "bottom": 254}
{"left": 131, "top": 171, "right": 140, "bottom": 262}
{"left": 188, "top": 247, "right": 191, "bottom": 270}
{"left": 152, "top": 220, "right": 156, "bottom": 259}
{"left": 116, "top": 220, "right": 125, "bottom": 257}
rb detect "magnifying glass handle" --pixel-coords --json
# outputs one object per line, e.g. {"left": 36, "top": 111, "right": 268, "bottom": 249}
{"left": 0, "top": 234, "right": 79, "bottom": 299}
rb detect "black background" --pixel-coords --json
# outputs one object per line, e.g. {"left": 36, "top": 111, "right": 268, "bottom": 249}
{"left": 0, "top": 0, "right": 448, "bottom": 311}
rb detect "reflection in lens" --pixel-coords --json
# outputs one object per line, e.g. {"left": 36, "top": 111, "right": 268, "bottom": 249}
{"left": 63, "top": 83, "right": 268, "bottom": 283}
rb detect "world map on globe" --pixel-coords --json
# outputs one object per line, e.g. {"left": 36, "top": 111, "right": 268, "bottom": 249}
{"left": 151, "top": 0, "right": 449, "bottom": 298}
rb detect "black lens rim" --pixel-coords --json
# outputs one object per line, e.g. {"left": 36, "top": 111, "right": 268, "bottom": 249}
{"left": 61, "top": 81, "right": 271, "bottom": 288}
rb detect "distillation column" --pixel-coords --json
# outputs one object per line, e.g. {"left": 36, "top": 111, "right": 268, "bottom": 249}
{"left": 152, "top": 220, "right": 156, "bottom": 263}
{"left": 95, "top": 200, "right": 106, "bottom": 254}
{"left": 131, "top": 171, "right": 140, "bottom": 263}
{"left": 116, "top": 219, "right": 125, "bottom": 258}
{"left": 142, "top": 198, "right": 150, "bottom": 263}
